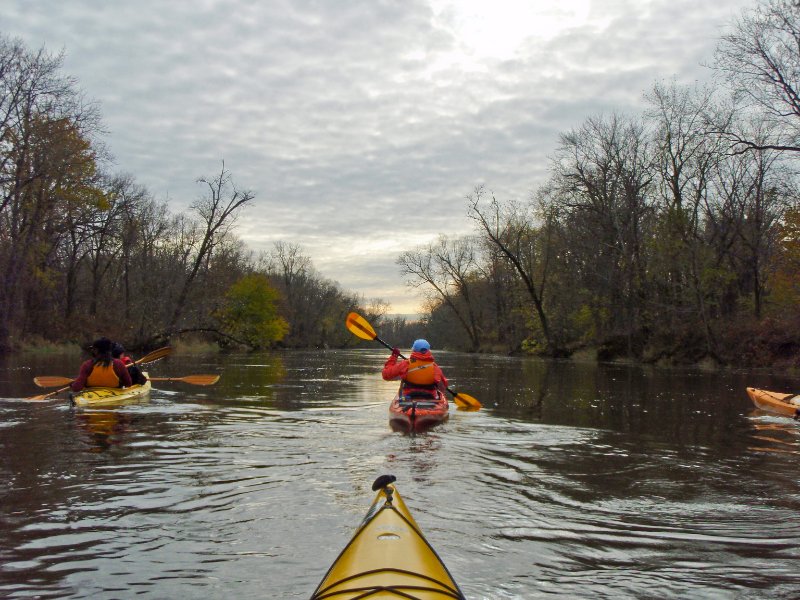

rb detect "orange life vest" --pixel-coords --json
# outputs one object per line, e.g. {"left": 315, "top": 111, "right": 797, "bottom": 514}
{"left": 404, "top": 357, "right": 436, "bottom": 387}
{"left": 86, "top": 362, "right": 121, "bottom": 388}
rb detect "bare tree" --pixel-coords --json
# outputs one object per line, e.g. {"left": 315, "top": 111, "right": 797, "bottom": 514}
{"left": 267, "top": 240, "right": 311, "bottom": 341}
{"left": 167, "top": 162, "right": 254, "bottom": 332}
{"left": 467, "top": 188, "right": 561, "bottom": 355}
{"left": 397, "top": 234, "right": 483, "bottom": 351}
{"left": 714, "top": 0, "right": 800, "bottom": 153}
{"left": 645, "top": 82, "right": 728, "bottom": 354}
{"left": 547, "top": 113, "right": 654, "bottom": 357}
{"left": 0, "top": 37, "right": 102, "bottom": 350}
{"left": 708, "top": 128, "right": 791, "bottom": 319}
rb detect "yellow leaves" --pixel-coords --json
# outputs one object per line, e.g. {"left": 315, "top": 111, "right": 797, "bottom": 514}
{"left": 216, "top": 274, "right": 289, "bottom": 348}
{"left": 7, "top": 113, "right": 104, "bottom": 212}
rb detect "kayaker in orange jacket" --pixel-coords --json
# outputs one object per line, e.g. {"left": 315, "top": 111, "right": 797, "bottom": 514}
{"left": 382, "top": 339, "right": 448, "bottom": 400}
{"left": 71, "top": 337, "right": 133, "bottom": 392}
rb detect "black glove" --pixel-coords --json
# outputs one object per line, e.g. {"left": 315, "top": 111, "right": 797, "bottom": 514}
{"left": 391, "top": 347, "right": 401, "bottom": 358}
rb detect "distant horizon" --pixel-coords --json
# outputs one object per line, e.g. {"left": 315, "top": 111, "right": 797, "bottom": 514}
{"left": 385, "top": 313, "right": 423, "bottom": 320}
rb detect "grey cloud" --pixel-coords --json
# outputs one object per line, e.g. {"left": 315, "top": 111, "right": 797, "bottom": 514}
{"left": 2, "top": 0, "right": 755, "bottom": 312}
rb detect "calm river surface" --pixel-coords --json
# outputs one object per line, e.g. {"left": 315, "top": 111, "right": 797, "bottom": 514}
{"left": 1, "top": 349, "right": 799, "bottom": 599}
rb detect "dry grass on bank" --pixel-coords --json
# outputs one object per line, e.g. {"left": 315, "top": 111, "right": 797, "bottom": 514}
{"left": 18, "top": 336, "right": 82, "bottom": 355}
{"left": 169, "top": 334, "right": 221, "bottom": 355}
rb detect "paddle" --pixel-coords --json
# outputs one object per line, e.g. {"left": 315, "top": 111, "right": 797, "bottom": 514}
{"left": 34, "top": 374, "right": 220, "bottom": 387}
{"left": 33, "top": 375, "right": 76, "bottom": 388}
{"left": 345, "top": 311, "right": 481, "bottom": 409}
{"left": 148, "top": 375, "right": 220, "bottom": 386}
{"left": 27, "top": 346, "right": 174, "bottom": 400}
{"left": 132, "top": 346, "right": 173, "bottom": 366}
{"left": 33, "top": 375, "right": 72, "bottom": 387}
{"left": 26, "top": 385, "right": 73, "bottom": 402}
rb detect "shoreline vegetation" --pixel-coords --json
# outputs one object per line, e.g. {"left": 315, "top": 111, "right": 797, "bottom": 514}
{"left": 14, "top": 343, "right": 799, "bottom": 382}
{"left": 13, "top": 322, "right": 800, "bottom": 375}
{"left": 2, "top": 3, "right": 800, "bottom": 370}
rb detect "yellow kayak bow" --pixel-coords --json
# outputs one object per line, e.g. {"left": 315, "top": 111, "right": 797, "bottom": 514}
{"left": 311, "top": 475, "right": 465, "bottom": 599}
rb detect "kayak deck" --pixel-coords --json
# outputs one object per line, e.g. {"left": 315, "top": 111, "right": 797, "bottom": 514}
{"left": 389, "top": 391, "right": 449, "bottom": 434}
{"left": 70, "top": 374, "right": 151, "bottom": 407}
{"left": 746, "top": 387, "right": 800, "bottom": 419}
{"left": 311, "top": 475, "right": 465, "bottom": 599}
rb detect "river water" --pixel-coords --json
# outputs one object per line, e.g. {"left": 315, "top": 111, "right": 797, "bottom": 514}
{"left": 0, "top": 349, "right": 798, "bottom": 599}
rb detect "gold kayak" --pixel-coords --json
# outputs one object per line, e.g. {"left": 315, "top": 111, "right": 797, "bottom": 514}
{"left": 70, "top": 373, "right": 151, "bottom": 407}
{"left": 311, "top": 475, "right": 465, "bottom": 599}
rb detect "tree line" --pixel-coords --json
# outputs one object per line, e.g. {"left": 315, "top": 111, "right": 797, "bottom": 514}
{"left": 0, "top": 35, "right": 385, "bottom": 353}
{"left": 397, "top": 0, "right": 800, "bottom": 367}
{"left": 4, "top": 1, "right": 799, "bottom": 365}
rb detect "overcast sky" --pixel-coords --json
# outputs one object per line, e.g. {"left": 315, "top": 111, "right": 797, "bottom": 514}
{"left": 3, "top": 0, "right": 755, "bottom": 313}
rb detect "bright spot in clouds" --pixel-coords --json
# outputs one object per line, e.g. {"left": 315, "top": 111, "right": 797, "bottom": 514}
{"left": 430, "top": 0, "right": 591, "bottom": 61}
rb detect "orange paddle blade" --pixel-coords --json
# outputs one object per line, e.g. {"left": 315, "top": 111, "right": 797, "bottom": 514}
{"left": 33, "top": 376, "right": 74, "bottom": 388}
{"left": 450, "top": 390, "right": 482, "bottom": 410}
{"left": 345, "top": 312, "right": 378, "bottom": 341}
{"left": 135, "top": 346, "right": 172, "bottom": 365}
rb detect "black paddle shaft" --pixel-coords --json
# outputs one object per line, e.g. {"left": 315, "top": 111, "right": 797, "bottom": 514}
{"left": 374, "top": 335, "right": 407, "bottom": 360}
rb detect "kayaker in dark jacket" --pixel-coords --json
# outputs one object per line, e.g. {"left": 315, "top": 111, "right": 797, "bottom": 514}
{"left": 71, "top": 337, "right": 132, "bottom": 392}
{"left": 112, "top": 342, "right": 148, "bottom": 385}
{"left": 382, "top": 339, "right": 448, "bottom": 400}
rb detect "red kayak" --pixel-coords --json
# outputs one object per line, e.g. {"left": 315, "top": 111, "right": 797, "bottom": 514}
{"left": 389, "top": 390, "right": 449, "bottom": 433}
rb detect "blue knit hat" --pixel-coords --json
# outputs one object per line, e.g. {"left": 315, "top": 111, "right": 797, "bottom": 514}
{"left": 412, "top": 339, "right": 430, "bottom": 353}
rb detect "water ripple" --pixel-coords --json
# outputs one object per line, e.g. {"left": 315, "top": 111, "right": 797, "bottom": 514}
{"left": 2, "top": 352, "right": 800, "bottom": 598}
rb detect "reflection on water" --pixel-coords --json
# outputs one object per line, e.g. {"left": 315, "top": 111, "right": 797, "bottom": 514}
{"left": 0, "top": 349, "right": 799, "bottom": 598}
{"left": 75, "top": 409, "right": 136, "bottom": 451}
{"left": 748, "top": 417, "right": 800, "bottom": 455}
